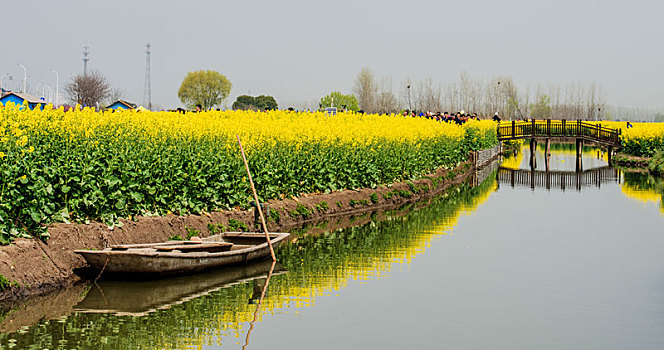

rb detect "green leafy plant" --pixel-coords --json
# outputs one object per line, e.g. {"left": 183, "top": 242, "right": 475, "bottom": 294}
{"left": 0, "top": 274, "right": 19, "bottom": 292}
{"left": 227, "top": 218, "right": 249, "bottom": 232}
{"left": 315, "top": 201, "right": 329, "bottom": 212}
{"left": 184, "top": 226, "right": 201, "bottom": 239}
{"left": 207, "top": 223, "right": 226, "bottom": 235}
{"left": 397, "top": 190, "right": 413, "bottom": 198}
{"left": 648, "top": 150, "right": 664, "bottom": 176}
{"left": 269, "top": 209, "right": 281, "bottom": 223}
{"left": 291, "top": 204, "right": 312, "bottom": 219}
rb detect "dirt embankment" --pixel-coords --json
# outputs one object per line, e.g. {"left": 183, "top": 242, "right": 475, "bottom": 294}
{"left": 0, "top": 159, "right": 482, "bottom": 305}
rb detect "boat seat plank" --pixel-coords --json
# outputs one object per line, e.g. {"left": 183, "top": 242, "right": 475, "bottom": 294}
{"left": 111, "top": 241, "right": 204, "bottom": 250}
{"left": 155, "top": 242, "right": 233, "bottom": 253}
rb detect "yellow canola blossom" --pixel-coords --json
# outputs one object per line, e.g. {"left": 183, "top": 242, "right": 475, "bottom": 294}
{"left": 0, "top": 102, "right": 497, "bottom": 243}
{"left": 603, "top": 121, "right": 664, "bottom": 143}
{"left": 0, "top": 103, "right": 485, "bottom": 151}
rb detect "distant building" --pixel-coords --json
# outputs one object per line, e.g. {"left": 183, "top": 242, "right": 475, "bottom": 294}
{"left": 0, "top": 92, "right": 46, "bottom": 110}
{"left": 107, "top": 100, "right": 137, "bottom": 110}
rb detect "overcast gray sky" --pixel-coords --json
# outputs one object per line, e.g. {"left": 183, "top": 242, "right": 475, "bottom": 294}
{"left": 3, "top": 0, "right": 663, "bottom": 110}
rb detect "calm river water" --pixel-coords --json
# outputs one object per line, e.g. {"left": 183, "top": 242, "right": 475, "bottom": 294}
{"left": 2, "top": 144, "right": 664, "bottom": 349}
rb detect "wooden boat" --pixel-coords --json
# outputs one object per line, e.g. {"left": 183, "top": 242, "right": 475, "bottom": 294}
{"left": 74, "top": 232, "right": 290, "bottom": 276}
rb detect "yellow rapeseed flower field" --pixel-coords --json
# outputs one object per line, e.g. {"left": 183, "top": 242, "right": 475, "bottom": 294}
{"left": 0, "top": 102, "right": 497, "bottom": 243}
{"left": 603, "top": 121, "right": 664, "bottom": 157}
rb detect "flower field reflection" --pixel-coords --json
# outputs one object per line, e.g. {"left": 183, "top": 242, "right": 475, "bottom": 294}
{"left": 620, "top": 173, "right": 664, "bottom": 215}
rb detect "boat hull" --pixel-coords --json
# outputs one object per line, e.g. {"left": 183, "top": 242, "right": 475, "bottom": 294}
{"left": 75, "top": 232, "right": 289, "bottom": 276}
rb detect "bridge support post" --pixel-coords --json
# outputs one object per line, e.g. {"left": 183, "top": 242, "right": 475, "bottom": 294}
{"left": 545, "top": 138, "right": 551, "bottom": 172}
{"left": 607, "top": 146, "right": 613, "bottom": 164}
{"left": 529, "top": 138, "right": 537, "bottom": 170}
{"left": 575, "top": 138, "right": 583, "bottom": 172}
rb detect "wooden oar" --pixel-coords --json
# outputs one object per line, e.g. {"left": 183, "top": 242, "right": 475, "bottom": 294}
{"left": 237, "top": 135, "right": 276, "bottom": 261}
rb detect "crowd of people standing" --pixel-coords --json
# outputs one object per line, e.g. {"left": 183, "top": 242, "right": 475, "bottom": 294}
{"left": 402, "top": 110, "right": 502, "bottom": 125}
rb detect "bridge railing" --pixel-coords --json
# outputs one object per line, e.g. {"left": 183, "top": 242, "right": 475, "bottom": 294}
{"left": 497, "top": 119, "right": 621, "bottom": 145}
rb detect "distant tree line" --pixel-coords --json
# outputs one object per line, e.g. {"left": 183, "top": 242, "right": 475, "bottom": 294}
{"left": 65, "top": 66, "right": 657, "bottom": 121}
{"left": 338, "top": 68, "right": 608, "bottom": 120}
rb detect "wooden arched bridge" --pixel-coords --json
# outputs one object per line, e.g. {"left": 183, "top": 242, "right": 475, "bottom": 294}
{"left": 496, "top": 166, "right": 620, "bottom": 191}
{"left": 497, "top": 119, "right": 621, "bottom": 146}
{"left": 497, "top": 119, "right": 622, "bottom": 171}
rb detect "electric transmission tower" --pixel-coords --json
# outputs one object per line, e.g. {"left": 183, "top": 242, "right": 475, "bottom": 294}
{"left": 82, "top": 45, "right": 90, "bottom": 76}
{"left": 143, "top": 42, "right": 152, "bottom": 110}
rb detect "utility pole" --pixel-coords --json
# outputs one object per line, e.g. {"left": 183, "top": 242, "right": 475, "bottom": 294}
{"left": 143, "top": 42, "right": 152, "bottom": 110}
{"left": 407, "top": 84, "right": 412, "bottom": 113}
{"left": 17, "top": 64, "right": 26, "bottom": 93}
{"left": 49, "top": 68, "right": 59, "bottom": 106}
{"left": 82, "top": 46, "right": 90, "bottom": 76}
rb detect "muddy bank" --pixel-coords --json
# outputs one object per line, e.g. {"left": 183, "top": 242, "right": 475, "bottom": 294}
{"left": 0, "top": 158, "right": 491, "bottom": 305}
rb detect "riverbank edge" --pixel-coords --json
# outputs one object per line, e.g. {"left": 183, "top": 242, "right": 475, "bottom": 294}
{"left": 0, "top": 152, "right": 496, "bottom": 305}
{"left": 611, "top": 153, "right": 651, "bottom": 168}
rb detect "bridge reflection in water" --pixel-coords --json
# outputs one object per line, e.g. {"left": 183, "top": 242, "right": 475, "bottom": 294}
{"left": 497, "top": 166, "right": 621, "bottom": 191}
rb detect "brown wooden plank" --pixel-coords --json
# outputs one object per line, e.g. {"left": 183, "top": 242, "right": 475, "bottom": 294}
{"left": 155, "top": 242, "right": 233, "bottom": 253}
{"left": 111, "top": 240, "right": 204, "bottom": 250}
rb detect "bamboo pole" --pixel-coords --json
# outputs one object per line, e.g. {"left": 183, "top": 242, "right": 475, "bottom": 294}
{"left": 237, "top": 135, "right": 276, "bottom": 261}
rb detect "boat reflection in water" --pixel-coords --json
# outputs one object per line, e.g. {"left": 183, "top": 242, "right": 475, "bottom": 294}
{"left": 74, "top": 259, "right": 285, "bottom": 317}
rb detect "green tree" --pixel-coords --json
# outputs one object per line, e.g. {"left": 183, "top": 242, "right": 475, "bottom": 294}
{"left": 178, "top": 70, "right": 231, "bottom": 110}
{"left": 319, "top": 92, "right": 359, "bottom": 112}
{"left": 255, "top": 95, "right": 278, "bottom": 110}
{"left": 232, "top": 95, "right": 257, "bottom": 110}
{"left": 529, "top": 94, "right": 552, "bottom": 119}
{"left": 232, "top": 95, "right": 278, "bottom": 111}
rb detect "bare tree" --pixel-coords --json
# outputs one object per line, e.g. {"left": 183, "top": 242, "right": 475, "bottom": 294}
{"left": 494, "top": 76, "right": 520, "bottom": 119}
{"left": 64, "top": 70, "right": 111, "bottom": 107}
{"left": 384, "top": 70, "right": 608, "bottom": 120}
{"left": 375, "top": 77, "right": 400, "bottom": 114}
{"left": 353, "top": 67, "right": 378, "bottom": 113}
{"left": 106, "top": 87, "right": 124, "bottom": 105}
{"left": 414, "top": 77, "right": 442, "bottom": 112}
{"left": 484, "top": 76, "right": 503, "bottom": 117}
{"left": 444, "top": 82, "right": 459, "bottom": 113}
